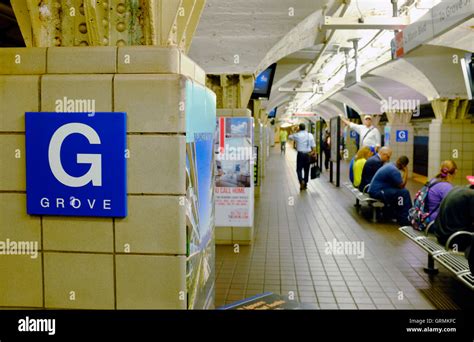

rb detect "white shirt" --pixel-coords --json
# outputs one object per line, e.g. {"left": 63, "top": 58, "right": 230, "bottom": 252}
{"left": 349, "top": 123, "right": 381, "bottom": 148}
{"left": 288, "top": 131, "right": 315, "bottom": 153}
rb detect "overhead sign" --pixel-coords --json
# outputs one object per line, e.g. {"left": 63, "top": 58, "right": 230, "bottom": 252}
{"left": 393, "top": 0, "right": 474, "bottom": 57}
{"left": 344, "top": 66, "right": 361, "bottom": 88}
{"left": 402, "top": 10, "right": 434, "bottom": 53}
{"left": 293, "top": 112, "right": 316, "bottom": 117}
{"left": 396, "top": 130, "right": 408, "bottom": 142}
{"left": 431, "top": 0, "right": 474, "bottom": 36}
{"left": 25, "top": 112, "right": 127, "bottom": 217}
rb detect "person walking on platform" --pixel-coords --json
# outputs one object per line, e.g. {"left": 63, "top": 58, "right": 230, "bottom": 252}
{"left": 322, "top": 135, "right": 331, "bottom": 171}
{"left": 358, "top": 146, "right": 392, "bottom": 192}
{"left": 339, "top": 114, "right": 381, "bottom": 149}
{"left": 368, "top": 156, "right": 412, "bottom": 226}
{"left": 279, "top": 129, "right": 288, "bottom": 155}
{"left": 288, "top": 123, "right": 316, "bottom": 191}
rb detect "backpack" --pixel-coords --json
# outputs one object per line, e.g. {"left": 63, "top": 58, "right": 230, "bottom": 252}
{"left": 408, "top": 180, "right": 441, "bottom": 231}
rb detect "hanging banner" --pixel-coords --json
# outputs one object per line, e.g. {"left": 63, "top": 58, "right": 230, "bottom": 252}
{"left": 215, "top": 117, "right": 254, "bottom": 227}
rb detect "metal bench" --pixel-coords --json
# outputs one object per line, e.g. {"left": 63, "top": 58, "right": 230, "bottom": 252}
{"left": 399, "top": 225, "right": 474, "bottom": 291}
{"left": 343, "top": 182, "right": 384, "bottom": 223}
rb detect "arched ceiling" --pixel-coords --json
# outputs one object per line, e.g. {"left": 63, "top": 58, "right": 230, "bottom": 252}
{"left": 188, "top": 0, "right": 341, "bottom": 74}
{"left": 188, "top": 0, "right": 472, "bottom": 121}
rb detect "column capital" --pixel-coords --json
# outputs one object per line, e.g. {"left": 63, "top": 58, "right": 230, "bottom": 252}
{"left": 11, "top": 0, "right": 206, "bottom": 49}
{"left": 206, "top": 74, "right": 255, "bottom": 109}
{"left": 431, "top": 98, "right": 471, "bottom": 121}
{"left": 386, "top": 111, "right": 413, "bottom": 125}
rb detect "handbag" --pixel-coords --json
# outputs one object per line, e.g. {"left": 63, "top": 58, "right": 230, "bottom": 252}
{"left": 306, "top": 132, "right": 317, "bottom": 164}
{"left": 310, "top": 162, "right": 321, "bottom": 179}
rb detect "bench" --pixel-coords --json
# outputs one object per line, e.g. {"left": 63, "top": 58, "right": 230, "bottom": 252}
{"left": 343, "top": 182, "right": 384, "bottom": 223}
{"left": 399, "top": 225, "right": 474, "bottom": 290}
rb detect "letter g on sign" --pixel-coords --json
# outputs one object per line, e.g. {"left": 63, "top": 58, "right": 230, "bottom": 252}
{"left": 48, "top": 123, "right": 102, "bottom": 187}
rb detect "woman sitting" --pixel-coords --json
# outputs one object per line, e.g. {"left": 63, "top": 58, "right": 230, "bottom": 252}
{"left": 352, "top": 146, "right": 374, "bottom": 188}
{"left": 426, "top": 160, "right": 458, "bottom": 229}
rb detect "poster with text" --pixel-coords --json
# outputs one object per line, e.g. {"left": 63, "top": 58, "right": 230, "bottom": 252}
{"left": 215, "top": 117, "right": 254, "bottom": 227}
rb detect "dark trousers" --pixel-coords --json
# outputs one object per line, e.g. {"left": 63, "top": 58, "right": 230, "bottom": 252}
{"left": 370, "top": 187, "right": 412, "bottom": 226}
{"left": 323, "top": 150, "right": 330, "bottom": 170}
{"left": 296, "top": 152, "right": 310, "bottom": 184}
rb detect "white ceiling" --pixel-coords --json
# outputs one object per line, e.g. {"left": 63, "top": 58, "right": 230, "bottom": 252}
{"left": 188, "top": 0, "right": 338, "bottom": 74}
{"left": 188, "top": 0, "right": 473, "bottom": 120}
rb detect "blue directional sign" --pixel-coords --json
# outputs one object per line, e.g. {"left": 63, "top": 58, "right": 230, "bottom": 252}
{"left": 350, "top": 130, "right": 357, "bottom": 139}
{"left": 396, "top": 130, "right": 408, "bottom": 142}
{"left": 25, "top": 112, "right": 127, "bottom": 217}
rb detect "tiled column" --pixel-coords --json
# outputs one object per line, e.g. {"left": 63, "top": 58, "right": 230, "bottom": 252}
{"left": 0, "top": 46, "right": 215, "bottom": 309}
{"left": 0, "top": 48, "right": 45, "bottom": 308}
{"left": 429, "top": 99, "right": 473, "bottom": 185}
{"left": 385, "top": 111, "right": 414, "bottom": 178}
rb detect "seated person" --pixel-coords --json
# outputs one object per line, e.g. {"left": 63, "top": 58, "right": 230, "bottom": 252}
{"left": 349, "top": 157, "right": 354, "bottom": 184}
{"left": 352, "top": 146, "right": 374, "bottom": 188}
{"left": 433, "top": 176, "right": 474, "bottom": 248}
{"left": 425, "top": 160, "right": 457, "bottom": 229}
{"left": 368, "top": 156, "right": 412, "bottom": 226}
{"left": 358, "top": 146, "right": 392, "bottom": 192}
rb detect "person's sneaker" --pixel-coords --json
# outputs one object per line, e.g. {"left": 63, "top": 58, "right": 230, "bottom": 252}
{"left": 300, "top": 181, "right": 305, "bottom": 190}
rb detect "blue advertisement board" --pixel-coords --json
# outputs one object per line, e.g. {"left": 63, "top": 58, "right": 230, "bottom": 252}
{"left": 384, "top": 126, "right": 391, "bottom": 147}
{"left": 185, "top": 82, "right": 216, "bottom": 309}
{"left": 25, "top": 112, "right": 127, "bottom": 217}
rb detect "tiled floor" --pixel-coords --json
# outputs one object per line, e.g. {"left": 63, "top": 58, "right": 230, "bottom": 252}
{"left": 215, "top": 145, "right": 474, "bottom": 309}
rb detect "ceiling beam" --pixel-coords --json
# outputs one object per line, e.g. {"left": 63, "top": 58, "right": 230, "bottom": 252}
{"left": 323, "top": 16, "right": 409, "bottom": 30}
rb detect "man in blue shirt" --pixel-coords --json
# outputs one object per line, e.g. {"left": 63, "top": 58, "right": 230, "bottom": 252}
{"left": 368, "top": 156, "right": 411, "bottom": 226}
{"left": 289, "top": 123, "right": 316, "bottom": 190}
{"left": 358, "top": 146, "right": 392, "bottom": 192}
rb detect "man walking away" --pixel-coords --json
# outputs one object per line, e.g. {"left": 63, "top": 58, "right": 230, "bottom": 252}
{"left": 289, "top": 123, "right": 316, "bottom": 191}
{"left": 280, "top": 129, "right": 288, "bottom": 154}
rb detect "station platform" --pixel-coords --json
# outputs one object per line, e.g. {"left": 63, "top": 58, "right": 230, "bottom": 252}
{"left": 216, "top": 145, "right": 474, "bottom": 309}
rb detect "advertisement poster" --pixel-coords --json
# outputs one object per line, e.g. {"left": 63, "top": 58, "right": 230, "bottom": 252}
{"left": 219, "top": 292, "right": 301, "bottom": 310}
{"left": 215, "top": 117, "right": 254, "bottom": 227}
{"left": 185, "top": 83, "right": 216, "bottom": 309}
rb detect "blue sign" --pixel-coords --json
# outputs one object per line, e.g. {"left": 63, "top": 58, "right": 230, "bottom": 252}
{"left": 396, "top": 130, "right": 408, "bottom": 142}
{"left": 350, "top": 130, "right": 357, "bottom": 138}
{"left": 25, "top": 112, "right": 127, "bottom": 217}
